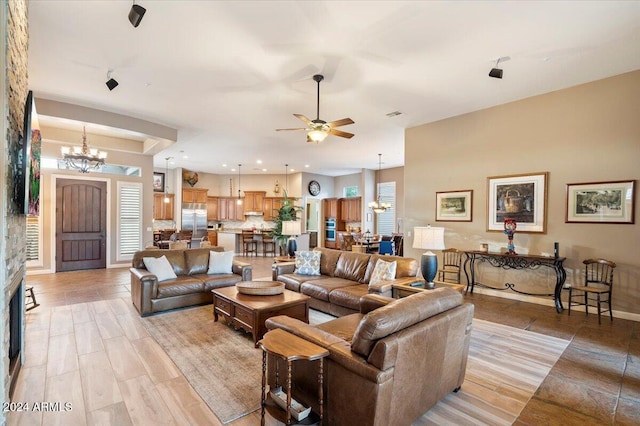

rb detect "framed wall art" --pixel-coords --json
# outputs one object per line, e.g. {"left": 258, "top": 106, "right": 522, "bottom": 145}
{"left": 566, "top": 180, "right": 635, "bottom": 224}
{"left": 436, "top": 190, "right": 473, "bottom": 222}
{"left": 153, "top": 172, "right": 165, "bottom": 192}
{"left": 487, "top": 172, "right": 548, "bottom": 233}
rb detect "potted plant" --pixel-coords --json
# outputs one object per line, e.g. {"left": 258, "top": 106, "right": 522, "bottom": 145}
{"left": 271, "top": 190, "right": 303, "bottom": 254}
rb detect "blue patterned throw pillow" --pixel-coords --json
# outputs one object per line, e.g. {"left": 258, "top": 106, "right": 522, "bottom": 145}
{"left": 295, "top": 251, "right": 321, "bottom": 275}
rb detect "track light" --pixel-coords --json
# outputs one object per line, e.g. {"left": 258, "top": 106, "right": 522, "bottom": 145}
{"left": 489, "top": 56, "right": 510, "bottom": 79}
{"left": 128, "top": 1, "right": 146, "bottom": 28}
{"left": 105, "top": 70, "right": 118, "bottom": 91}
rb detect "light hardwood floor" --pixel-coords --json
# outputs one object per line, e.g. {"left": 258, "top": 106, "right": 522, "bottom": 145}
{"left": 13, "top": 256, "right": 640, "bottom": 425}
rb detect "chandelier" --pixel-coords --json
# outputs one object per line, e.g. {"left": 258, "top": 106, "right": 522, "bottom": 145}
{"left": 368, "top": 153, "right": 391, "bottom": 214}
{"left": 61, "top": 126, "right": 107, "bottom": 173}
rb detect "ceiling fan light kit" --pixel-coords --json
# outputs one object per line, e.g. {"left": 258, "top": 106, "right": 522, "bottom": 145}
{"left": 276, "top": 74, "right": 354, "bottom": 142}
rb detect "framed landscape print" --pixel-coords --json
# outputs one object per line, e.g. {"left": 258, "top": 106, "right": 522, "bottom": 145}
{"left": 566, "top": 180, "right": 635, "bottom": 224}
{"left": 436, "top": 190, "right": 473, "bottom": 222}
{"left": 153, "top": 172, "right": 165, "bottom": 192}
{"left": 487, "top": 172, "right": 548, "bottom": 233}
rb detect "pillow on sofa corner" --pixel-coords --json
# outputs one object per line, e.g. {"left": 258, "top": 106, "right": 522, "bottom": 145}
{"left": 143, "top": 255, "right": 177, "bottom": 282}
{"left": 207, "top": 251, "right": 234, "bottom": 274}
{"left": 295, "top": 251, "right": 321, "bottom": 275}
{"left": 369, "top": 259, "right": 397, "bottom": 287}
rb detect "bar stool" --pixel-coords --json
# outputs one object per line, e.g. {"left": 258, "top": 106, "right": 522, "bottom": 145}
{"left": 25, "top": 286, "right": 39, "bottom": 311}
{"left": 242, "top": 230, "right": 258, "bottom": 257}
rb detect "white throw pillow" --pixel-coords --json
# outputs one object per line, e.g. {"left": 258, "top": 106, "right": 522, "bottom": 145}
{"left": 143, "top": 255, "right": 177, "bottom": 282}
{"left": 369, "top": 259, "right": 397, "bottom": 286}
{"left": 208, "top": 251, "right": 234, "bottom": 274}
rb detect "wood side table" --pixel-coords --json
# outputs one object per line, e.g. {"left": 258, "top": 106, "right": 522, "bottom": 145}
{"left": 259, "top": 328, "right": 329, "bottom": 426}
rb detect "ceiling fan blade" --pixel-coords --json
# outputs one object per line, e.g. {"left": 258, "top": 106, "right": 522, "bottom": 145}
{"left": 276, "top": 127, "right": 306, "bottom": 131}
{"left": 329, "top": 128, "right": 354, "bottom": 139}
{"left": 326, "top": 117, "right": 354, "bottom": 128}
{"left": 293, "top": 114, "right": 313, "bottom": 126}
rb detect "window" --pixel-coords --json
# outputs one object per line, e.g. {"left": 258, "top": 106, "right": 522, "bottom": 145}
{"left": 376, "top": 182, "right": 395, "bottom": 236}
{"left": 117, "top": 182, "right": 142, "bottom": 261}
{"left": 344, "top": 186, "right": 359, "bottom": 197}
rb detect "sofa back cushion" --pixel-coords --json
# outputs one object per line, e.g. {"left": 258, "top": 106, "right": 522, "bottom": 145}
{"left": 132, "top": 249, "right": 187, "bottom": 275}
{"left": 334, "top": 251, "right": 371, "bottom": 283}
{"left": 313, "top": 247, "right": 342, "bottom": 277}
{"left": 185, "top": 247, "right": 223, "bottom": 275}
{"left": 351, "top": 288, "right": 463, "bottom": 357}
{"left": 363, "top": 254, "right": 418, "bottom": 283}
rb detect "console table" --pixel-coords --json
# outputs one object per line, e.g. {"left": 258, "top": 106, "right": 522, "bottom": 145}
{"left": 463, "top": 251, "right": 567, "bottom": 313}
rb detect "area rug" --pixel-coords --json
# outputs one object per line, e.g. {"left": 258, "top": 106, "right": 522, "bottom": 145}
{"left": 143, "top": 307, "right": 568, "bottom": 425}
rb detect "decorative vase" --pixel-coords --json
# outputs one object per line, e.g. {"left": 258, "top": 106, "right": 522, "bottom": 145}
{"left": 503, "top": 218, "right": 517, "bottom": 254}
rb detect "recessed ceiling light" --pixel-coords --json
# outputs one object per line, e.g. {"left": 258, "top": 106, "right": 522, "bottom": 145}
{"left": 222, "top": 164, "right": 227, "bottom": 167}
{"left": 256, "top": 159, "right": 262, "bottom": 164}
{"left": 231, "top": 168, "right": 236, "bottom": 172}
{"left": 305, "top": 164, "right": 310, "bottom": 168}
{"left": 262, "top": 168, "right": 267, "bottom": 172}
{"left": 290, "top": 168, "right": 295, "bottom": 172}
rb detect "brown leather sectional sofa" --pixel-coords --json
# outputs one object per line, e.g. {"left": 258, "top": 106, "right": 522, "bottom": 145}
{"left": 272, "top": 247, "right": 421, "bottom": 316}
{"left": 130, "top": 247, "right": 252, "bottom": 316}
{"left": 266, "top": 288, "right": 474, "bottom": 425}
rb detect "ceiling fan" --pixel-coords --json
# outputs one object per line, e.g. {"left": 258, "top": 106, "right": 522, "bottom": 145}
{"left": 276, "top": 74, "right": 354, "bottom": 143}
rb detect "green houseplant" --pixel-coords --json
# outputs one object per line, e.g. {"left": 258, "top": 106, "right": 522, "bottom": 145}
{"left": 271, "top": 190, "right": 303, "bottom": 253}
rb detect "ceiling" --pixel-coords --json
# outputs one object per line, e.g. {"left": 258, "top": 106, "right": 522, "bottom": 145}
{"left": 28, "top": 1, "right": 640, "bottom": 176}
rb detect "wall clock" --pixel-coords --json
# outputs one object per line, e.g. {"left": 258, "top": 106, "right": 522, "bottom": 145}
{"left": 308, "top": 180, "right": 321, "bottom": 196}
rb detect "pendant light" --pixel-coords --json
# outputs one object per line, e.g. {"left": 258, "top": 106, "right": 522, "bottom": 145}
{"left": 61, "top": 125, "right": 107, "bottom": 173}
{"left": 368, "top": 153, "right": 391, "bottom": 214}
{"left": 163, "top": 157, "right": 172, "bottom": 203}
{"left": 237, "top": 164, "right": 243, "bottom": 205}
{"left": 284, "top": 163, "right": 289, "bottom": 193}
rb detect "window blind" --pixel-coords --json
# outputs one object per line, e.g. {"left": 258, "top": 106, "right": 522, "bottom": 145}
{"left": 376, "top": 181, "right": 395, "bottom": 236}
{"left": 118, "top": 183, "right": 142, "bottom": 261}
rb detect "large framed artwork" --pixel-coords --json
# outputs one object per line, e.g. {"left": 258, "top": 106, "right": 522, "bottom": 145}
{"left": 487, "top": 172, "right": 548, "bottom": 233}
{"left": 436, "top": 190, "right": 473, "bottom": 222}
{"left": 153, "top": 172, "right": 165, "bottom": 192}
{"left": 566, "top": 180, "right": 635, "bottom": 224}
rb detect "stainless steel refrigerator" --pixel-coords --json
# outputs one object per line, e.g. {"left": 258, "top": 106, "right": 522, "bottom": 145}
{"left": 181, "top": 203, "right": 208, "bottom": 240}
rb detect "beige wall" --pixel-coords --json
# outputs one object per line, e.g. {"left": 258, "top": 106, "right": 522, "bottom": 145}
{"left": 32, "top": 134, "right": 152, "bottom": 272}
{"left": 405, "top": 70, "right": 640, "bottom": 316}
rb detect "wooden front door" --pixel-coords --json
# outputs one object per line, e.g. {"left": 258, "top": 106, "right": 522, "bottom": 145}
{"left": 56, "top": 179, "right": 107, "bottom": 272}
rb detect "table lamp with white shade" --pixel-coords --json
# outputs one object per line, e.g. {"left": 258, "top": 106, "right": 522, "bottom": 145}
{"left": 412, "top": 226, "right": 446, "bottom": 289}
{"left": 282, "top": 220, "right": 302, "bottom": 257}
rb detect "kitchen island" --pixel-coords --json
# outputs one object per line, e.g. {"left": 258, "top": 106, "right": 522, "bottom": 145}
{"left": 217, "top": 229, "right": 309, "bottom": 255}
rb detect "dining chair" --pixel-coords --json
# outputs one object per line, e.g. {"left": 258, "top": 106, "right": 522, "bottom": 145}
{"left": 378, "top": 240, "right": 394, "bottom": 255}
{"left": 437, "top": 248, "right": 463, "bottom": 284}
{"left": 568, "top": 258, "right": 616, "bottom": 324}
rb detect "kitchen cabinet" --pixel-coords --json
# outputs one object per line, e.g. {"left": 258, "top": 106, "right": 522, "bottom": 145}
{"left": 323, "top": 198, "right": 339, "bottom": 219}
{"left": 153, "top": 193, "right": 174, "bottom": 220}
{"left": 218, "top": 197, "right": 245, "bottom": 221}
{"left": 243, "top": 191, "right": 266, "bottom": 213}
{"left": 340, "top": 197, "right": 362, "bottom": 222}
{"left": 263, "top": 197, "right": 284, "bottom": 221}
{"left": 207, "top": 230, "right": 218, "bottom": 246}
{"left": 207, "top": 196, "right": 219, "bottom": 220}
{"left": 182, "top": 188, "right": 208, "bottom": 203}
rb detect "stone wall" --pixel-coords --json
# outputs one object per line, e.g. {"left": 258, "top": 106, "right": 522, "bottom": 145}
{"left": 2, "top": 0, "right": 29, "bottom": 417}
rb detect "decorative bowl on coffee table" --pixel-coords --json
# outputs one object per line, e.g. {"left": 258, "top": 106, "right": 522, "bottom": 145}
{"left": 236, "top": 281, "right": 285, "bottom": 296}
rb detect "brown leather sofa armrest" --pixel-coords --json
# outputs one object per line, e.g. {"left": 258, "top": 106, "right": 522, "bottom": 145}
{"left": 130, "top": 267, "right": 158, "bottom": 316}
{"left": 328, "top": 341, "right": 395, "bottom": 384}
{"left": 232, "top": 261, "right": 252, "bottom": 281}
{"left": 359, "top": 294, "right": 394, "bottom": 314}
{"left": 265, "top": 315, "right": 344, "bottom": 348}
{"left": 272, "top": 262, "right": 296, "bottom": 280}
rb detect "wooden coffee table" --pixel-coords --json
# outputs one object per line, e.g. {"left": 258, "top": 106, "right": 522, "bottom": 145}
{"left": 212, "top": 283, "right": 310, "bottom": 345}
{"left": 392, "top": 280, "right": 465, "bottom": 298}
